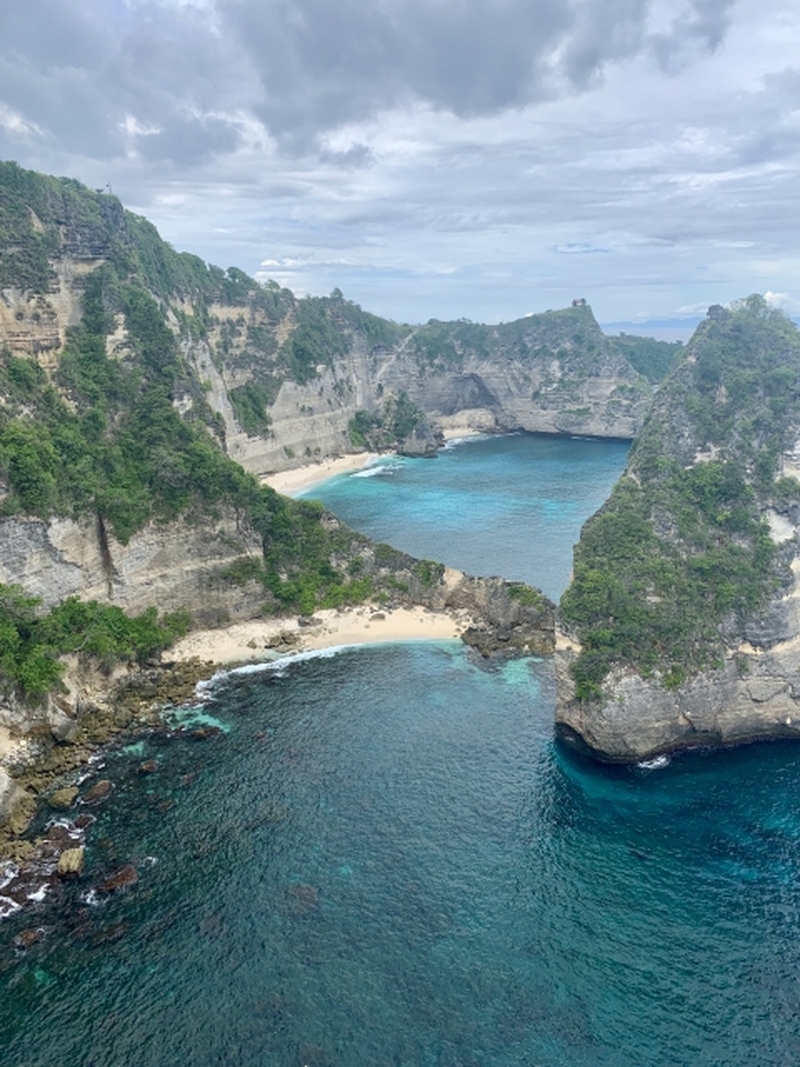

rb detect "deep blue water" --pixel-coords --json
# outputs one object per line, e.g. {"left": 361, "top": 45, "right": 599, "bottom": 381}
{"left": 4, "top": 433, "right": 800, "bottom": 1066}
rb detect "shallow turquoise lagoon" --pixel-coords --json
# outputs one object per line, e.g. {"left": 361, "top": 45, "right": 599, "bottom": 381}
{"left": 299, "top": 433, "right": 631, "bottom": 601}
{"left": 3, "top": 434, "right": 800, "bottom": 1066}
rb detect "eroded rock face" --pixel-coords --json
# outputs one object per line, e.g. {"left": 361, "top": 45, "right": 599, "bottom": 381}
{"left": 555, "top": 300, "right": 800, "bottom": 762}
{"left": 556, "top": 513, "right": 800, "bottom": 763}
{"left": 0, "top": 770, "right": 35, "bottom": 835}
{"left": 0, "top": 509, "right": 265, "bottom": 618}
{"left": 556, "top": 640, "right": 800, "bottom": 763}
{"left": 219, "top": 322, "right": 650, "bottom": 478}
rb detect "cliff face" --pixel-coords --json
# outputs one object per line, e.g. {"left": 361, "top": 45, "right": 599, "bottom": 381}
{"left": 556, "top": 298, "right": 800, "bottom": 762}
{"left": 0, "top": 511, "right": 265, "bottom": 622}
{"left": 0, "top": 163, "right": 655, "bottom": 484}
{"left": 183, "top": 304, "right": 651, "bottom": 476}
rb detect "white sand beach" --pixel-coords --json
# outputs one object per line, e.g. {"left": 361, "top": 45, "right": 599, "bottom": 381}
{"left": 263, "top": 452, "right": 379, "bottom": 497}
{"left": 169, "top": 603, "right": 474, "bottom": 668}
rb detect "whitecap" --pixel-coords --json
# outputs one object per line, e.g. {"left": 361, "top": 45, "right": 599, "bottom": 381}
{"left": 351, "top": 462, "right": 403, "bottom": 479}
{"left": 0, "top": 895, "right": 21, "bottom": 918}
{"left": 636, "top": 754, "right": 670, "bottom": 772}
{"left": 26, "top": 885, "right": 49, "bottom": 903}
{"left": 0, "top": 864, "right": 18, "bottom": 892}
{"left": 162, "top": 705, "right": 231, "bottom": 733}
{"left": 206, "top": 644, "right": 352, "bottom": 688}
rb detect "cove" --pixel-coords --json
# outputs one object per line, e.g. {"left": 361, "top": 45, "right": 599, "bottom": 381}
{"left": 3, "top": 434, "right": 800, "bottom": 1066}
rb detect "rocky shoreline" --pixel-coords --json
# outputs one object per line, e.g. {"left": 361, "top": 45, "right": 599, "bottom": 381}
{"left": 0, "top": 579, "right": 555, "bottom": 923}
{"left": 0, "top": 658, "right": 217, "bottom": 921}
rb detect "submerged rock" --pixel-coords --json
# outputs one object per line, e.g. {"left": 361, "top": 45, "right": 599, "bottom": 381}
{"left": 13, "top": 928, "right": 45, "bottom": 950}
{"left": 97, "top": 864, "right": 138, "bottom": 894}
{"left": 81, "top": 779, "right": 114, "bottom": 805}
{"left": 286, "top": 883, "right": 320, "bottom": 917}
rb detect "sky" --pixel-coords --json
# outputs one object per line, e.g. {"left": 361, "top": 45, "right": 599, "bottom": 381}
{"left": 1, "top": 0, "right": 799, "bottom": 339}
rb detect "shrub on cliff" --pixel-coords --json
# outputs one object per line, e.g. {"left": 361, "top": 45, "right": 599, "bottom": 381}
{"left": 560, "top": 297, "right": 800, "bottom": 698}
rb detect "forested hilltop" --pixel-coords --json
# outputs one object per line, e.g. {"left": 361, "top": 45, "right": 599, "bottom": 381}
{"left": 557, "top": 297, "right": 800, "bottom": 762}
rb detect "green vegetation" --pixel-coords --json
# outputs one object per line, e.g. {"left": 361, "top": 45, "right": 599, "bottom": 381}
{"left": 348, "top": 392, "right": 425, "bottom": 449}
{"left": 0, "top": 584, "right": 191, "bottom": 699}
{"left": 609, "top": 334, "right": 683, "bottom": 384}
{"left": 228, "top": 382, "right": 273, "bottom": 436}
{"left": 412, "top": 559, "right": 445, "bottom": 589}
{"left": 508, "top": 583, "right": 547, "bottom": 609}
{"left": 561, "top": 297, "right": 800, "bottom": 699}
{"left": 0, "top": 164, "right": 433, "bottom": 702}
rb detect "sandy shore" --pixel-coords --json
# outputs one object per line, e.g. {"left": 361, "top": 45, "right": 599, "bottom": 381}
{"left": 263, "top": 428, "right": 489, "bottom": 498}
{"left": 263, "top": 452, "right": 379, "bottom": 497}
{"left": 169, "top": 604, "right": 473, "bottom": 668}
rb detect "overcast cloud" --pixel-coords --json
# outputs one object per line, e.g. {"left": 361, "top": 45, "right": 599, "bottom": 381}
{"left": 1, "top": 0, "right": 798, "bottom": 335}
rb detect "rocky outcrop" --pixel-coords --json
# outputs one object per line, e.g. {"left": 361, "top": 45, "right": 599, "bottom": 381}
{"left": 397, "top": 419, "right": 443, "bottom": 458}
{"left": 556, "top": 299, "right": 800, "bottom": 762}
{"left": 0, "top": 509, "right": 265, "bottom": 619}
{"left": 558, "top": 492, "right": 800, "bottom": 762}
{"left": 556, "top": 636, "right": 800, "bottom": 764}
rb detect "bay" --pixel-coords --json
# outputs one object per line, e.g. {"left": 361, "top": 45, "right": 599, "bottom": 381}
{"left": 299, "top": 433, "right": 631, "bottom": 600}
{"left": 3, "top": 433, "right": 800, "bottom": 1066}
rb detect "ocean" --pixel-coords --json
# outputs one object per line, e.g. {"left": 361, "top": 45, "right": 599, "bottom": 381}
{"left": 3, "top": 433, "right": 800, "bottom": 1066}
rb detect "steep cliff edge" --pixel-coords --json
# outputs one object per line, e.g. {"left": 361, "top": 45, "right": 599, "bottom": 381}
{"left": 556, "top": 297, "right": 800, "bottom": 762}
{"left": 0, "top": 162, "right": 660, "bottom": 485}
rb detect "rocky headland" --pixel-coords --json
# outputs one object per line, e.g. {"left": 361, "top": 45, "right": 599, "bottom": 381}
{"left": 556, "top": 297, "right": 800, "bottom": 762}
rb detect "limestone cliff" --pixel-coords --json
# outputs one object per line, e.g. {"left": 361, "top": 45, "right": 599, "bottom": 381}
{"left": 0, "top": 163, "right": 656, "bottom": 488}
{"left": 556, "top": 297, "right": 800, "bottom": 762}
{"left": 186, "top": 301, "right": 652, "bottom": 477}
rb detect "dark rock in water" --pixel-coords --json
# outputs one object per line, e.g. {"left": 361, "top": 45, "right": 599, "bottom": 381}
{"left": 138, "top": 760, "right": 158, "bottom": 775}
{"left": 82, "top": 779, "right": 114, "bottom": 805}
{"left": 73, "top": 814, "right": 95, "bottom": 830}
{"left": 13, "top": 928, "right": 45, "bottom": 950}
{"left": 97, "top": 864, "right": 138, "bottom": 894}
{"left": 286, "top": 883, "right": 320, "bottom": 917}
{"left": 187, "top": 726, "right": 222, "bottom": 741}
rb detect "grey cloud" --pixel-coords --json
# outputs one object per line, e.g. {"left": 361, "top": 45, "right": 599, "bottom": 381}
{"left": 650, "top": 0, "right": 737, "bottom": 71}
{"left": 220, "top": 0, "right": 661, "bottom": 147}
{"left": 137, "top": 115, "right": 242, "bottom": 165}
{"left": 0, "top": 0, "right": 742, "bottom": 165}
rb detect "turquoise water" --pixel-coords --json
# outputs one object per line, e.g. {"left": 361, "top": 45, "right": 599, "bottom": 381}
{"left": 4, "top": 433, "right": 800, "bottom": 1065}
{"left": 300, "top": 434, "right": 631, "bottom": 601}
